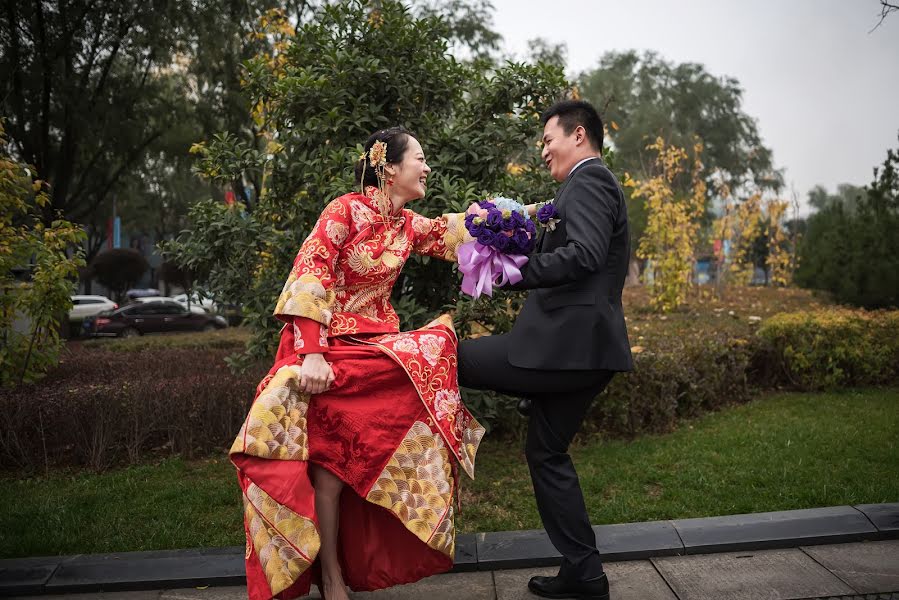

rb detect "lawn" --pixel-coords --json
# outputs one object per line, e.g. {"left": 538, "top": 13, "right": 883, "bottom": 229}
{"left": 2, "top": 387, "right": 895, "bottom": 559}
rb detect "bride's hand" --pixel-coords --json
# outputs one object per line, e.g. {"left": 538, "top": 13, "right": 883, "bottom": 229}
{"left": 299, "top": 353, "right": 335, "bottom": 394}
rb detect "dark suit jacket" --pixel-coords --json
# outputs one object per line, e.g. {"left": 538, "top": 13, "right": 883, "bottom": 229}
{"left": 507, "top": 158, "right": 634, "bottom": 371}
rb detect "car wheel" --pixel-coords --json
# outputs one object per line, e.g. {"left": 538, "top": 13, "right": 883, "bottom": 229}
{"left": 120, "top": 327, "right": 140, "bottom": 338}
{"left": 202, "top": 323, "right": 217, "bottom": 332}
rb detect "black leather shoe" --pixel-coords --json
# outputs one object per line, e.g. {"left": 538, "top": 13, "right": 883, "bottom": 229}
{"left": 527, "top": 572, "right": 610, "bottom": 600}
{"left": 517, "top": 397, "right": 532, "bottom": 417}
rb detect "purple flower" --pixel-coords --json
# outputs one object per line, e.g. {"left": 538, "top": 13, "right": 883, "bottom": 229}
{"left": 512, "top": 229, "right": 531, "bottom": 251}
{"left": 486, "top": 210, "right": 503, "bottom": 229}
{"left": 525, "top": 219, "right": 537, "bottom": 235}
{"left": 537, "top": 202, "right": 559, "bottom": 224}
{"left": 477, "top": 230, "right": 497, "bottom": 246}
{"left": 493, "top": 233, "right": 510, "bottom": 251}
{"left": 511, "top": 211, "right": 527, "bottom": 228}
{"left": 500, "top": 216, "right": 517, "bottom": 231}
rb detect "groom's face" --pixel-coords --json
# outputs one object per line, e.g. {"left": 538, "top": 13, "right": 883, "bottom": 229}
{"left": 541, "top": 116, "right": 580, "bottom": 182}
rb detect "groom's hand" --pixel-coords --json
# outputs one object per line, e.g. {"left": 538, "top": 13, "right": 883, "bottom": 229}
{"left": 299, "top": 353, "right": 335, "bottom": 394}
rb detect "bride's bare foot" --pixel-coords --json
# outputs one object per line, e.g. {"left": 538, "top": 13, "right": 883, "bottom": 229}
{"left": 320, "top": 574, "right": 350, "bottom": 600}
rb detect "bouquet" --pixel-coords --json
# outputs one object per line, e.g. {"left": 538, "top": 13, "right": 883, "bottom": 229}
{"left": 458, "top": 196, "right": 538, "bottom": 299}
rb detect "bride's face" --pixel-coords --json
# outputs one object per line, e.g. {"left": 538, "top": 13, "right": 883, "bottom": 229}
{"left": 388, "top": 136, "right": 431, "bottom": 204}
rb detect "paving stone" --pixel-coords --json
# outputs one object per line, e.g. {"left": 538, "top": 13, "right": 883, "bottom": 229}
{"left": 7, "top": 591, "right": 163, "bottom": 600}
{"left": 0, "top": 556, "right": 70, "bottom": 595}
{"left": 478, "top": 520, "right": 684, "bottom": 570}
{"left": 493, "top": 562, "right": 677, "bottom": 600}
{"left": 652, "top": 548, "right": 857, "bottom": 600}
{"left": 801, "top": 540, "right": 899, "bottom": 594}
{"left": 594, "top": 520, "right": 684, "bottom": 560}
{"left": 493, "top": 567, "right": 555, "bottom": 600}
{"left": 604, "top": 561, "right": 678, "bottom": 600}
{"left": 855, "top": 504, "right": 899, "bottom": 535}
{"left": 673, "top": 506, "right": 878, "bottom": 554}
{"left": 353, "top": 571, "right": 494, "bottom": 599}
{"left": 44, "top": 549, "right": 245, "bottom": 593}
{"left": 813, "top": 594, "right": 899, "bottom": 600}
{"left": 160, "top": 586, "right": 249, "bottom": 600}
{"left": 451, "top": 534, "right": 478, "bottom": 572}
{"left": 475, "top": 530, "right": 560, "bottom": 570}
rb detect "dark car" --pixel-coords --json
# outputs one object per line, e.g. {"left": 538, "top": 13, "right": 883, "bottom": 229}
{"left": 84, "top": 300, "right": 228, "bottom": 338}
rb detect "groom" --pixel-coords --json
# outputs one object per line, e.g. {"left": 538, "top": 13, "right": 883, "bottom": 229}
{"left": 458, "top": 100, "right": 633, "bottom": 600}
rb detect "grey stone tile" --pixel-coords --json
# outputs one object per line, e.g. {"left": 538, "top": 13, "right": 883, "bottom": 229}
{"left": 604, "top": 561, "right": 678, "bottom": 600}
{"left": 855, "top": 504, "right": 899, "bottom": 535}
{"left": 652, "top": 548, "right": 857, "bottom": 600}
{"left": 493, "top": 567, "right": 555, "bottom": 600}
{"left": 452, "top": 534, "right": 478, "bottom": 572}
{"left": 478, "top": 520, "right": 684, "bottom": 571}
{"left": 45, "top": 550, "right": 245, "bottom": 593}
{"left": 0, "top": 555, "right": 70, "bottom": 595}
{"left": 673, "top": 506, "right": 878, "bottom": 554}
{"left": 476, "top": 530, "right": 561, "bottom": 571}
{"left": 802, "top": 540, "right": 899, "bottom": 594}
{"left": 160, "top": 586, "right": 249, "bottom": 600}
{"left": 594, "top": 520, "right": 684, "bottom": 560}
{"left": 7, "top": 591, "right": 162, "bottom": 600}
{"left": 352, "top": 571, "right": 494, "bottom": 599}
{"left": 493, "top": 562, "right": 677, "bottom": 600}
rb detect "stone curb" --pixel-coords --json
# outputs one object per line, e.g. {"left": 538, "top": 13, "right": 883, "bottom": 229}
{"left": 2, "top": 503, "right": 896, "bottom": 596}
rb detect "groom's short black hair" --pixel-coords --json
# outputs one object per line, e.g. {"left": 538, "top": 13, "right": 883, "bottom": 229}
{"left": 541, "top": 100, "right": 604, "bottom": 152}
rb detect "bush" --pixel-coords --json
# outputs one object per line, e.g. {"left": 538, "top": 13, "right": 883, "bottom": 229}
{"left": 1, "top": 121, "right": 85, "bottom": 387}
{"left": 0, "top": 342, "right": 265, "bottom": 471}
{"left": 757, "top": 309, "right": 899, "bottom": 390}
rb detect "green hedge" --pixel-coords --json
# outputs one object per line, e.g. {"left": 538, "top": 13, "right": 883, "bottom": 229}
{"left": 2, "top": 309, "right": 897, "bottom": 470}
{"left": 757, "top": 309, "right": 899, "bottom": 390}
{"left": 467, "top": 308, "right": 899, "bottom": 438}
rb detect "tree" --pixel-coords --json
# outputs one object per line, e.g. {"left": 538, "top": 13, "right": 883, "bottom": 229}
{"left": 796, "top": 136, "right": 899, "bottom": 308}
{"left": 872, "top": 1, "right": 899, "bottom": 30}
{"left": 527, "top": 38, "right": 567, "bottom": 69}
{"left": 626, "top": 138, "right": 706, "bottom": 312}
{"left": 807, "top": 183, "right": 865, "bottom": 213}
{"left": 579, "top": 51, "right": 782, "bottom": 247}
{"left": 1, "top": 121, "right": 85, "bottom": 387}
{"left": 90, "top": 249, "right": 149, "bottom": 302}
{"left": 163, "top": 0, "right": 569, "bottom": 362}
{"left": 0, "top": 1, "right": 195, "bottom": 230}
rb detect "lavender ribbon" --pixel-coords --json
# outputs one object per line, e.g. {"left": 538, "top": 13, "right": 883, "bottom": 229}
{"left": 458, "top": 241, "right": 528, "bottom": 299}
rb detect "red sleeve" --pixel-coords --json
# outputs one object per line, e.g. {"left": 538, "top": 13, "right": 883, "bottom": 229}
{"left": 290, "top": 317, "right": 330, "bottom": 355}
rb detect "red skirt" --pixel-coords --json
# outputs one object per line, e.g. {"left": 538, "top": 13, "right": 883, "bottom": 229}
{"left": 230, "top": 318, "right": 483, "bottom": 600}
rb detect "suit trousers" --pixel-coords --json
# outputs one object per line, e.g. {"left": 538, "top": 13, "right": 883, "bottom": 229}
{"left": 458, "top": 333, "right": 614, "bottom": 580}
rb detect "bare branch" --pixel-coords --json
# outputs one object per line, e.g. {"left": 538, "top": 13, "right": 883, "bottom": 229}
{"left": 869, "top": 0, "right": 898, "bottom": 32}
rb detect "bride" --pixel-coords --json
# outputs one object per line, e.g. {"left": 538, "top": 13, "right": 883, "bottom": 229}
{"left": 230, "top": 126, "right": 485, "bottom": 600}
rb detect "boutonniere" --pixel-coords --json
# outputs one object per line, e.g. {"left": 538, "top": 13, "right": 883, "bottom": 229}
{"left": 536, "top": 201, "right": 561, "bottom": 231}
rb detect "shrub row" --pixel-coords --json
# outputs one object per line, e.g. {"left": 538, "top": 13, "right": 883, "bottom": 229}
{"left": 0, "top": 344, "right": 266, "bottom": 471}
{"left": 468, "top": 308, "right": 899, "bottom": 438}
{"left": 1, "top": 309, "right": 896, "bottom": 471}
{"left": 756, "top": 309, "right": 899, "bottom": 389}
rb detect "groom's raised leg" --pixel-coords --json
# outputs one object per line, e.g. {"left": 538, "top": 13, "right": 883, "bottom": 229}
{"left": 525, "top": 373, "right": 613, "bottom": 582}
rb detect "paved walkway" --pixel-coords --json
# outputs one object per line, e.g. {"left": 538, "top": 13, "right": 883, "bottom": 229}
{"left": 10, "top": 540, "right": 898, "bottom": 600}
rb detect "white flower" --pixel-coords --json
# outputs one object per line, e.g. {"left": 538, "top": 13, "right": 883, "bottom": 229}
{"left": 392, "top": 337, "right": 420, "bottom": 355}
{"left": 434, "top": 389, "right": 461, "bottom": 421}
{"left": 418, "top": 334, "right": 446, "bottom": 366}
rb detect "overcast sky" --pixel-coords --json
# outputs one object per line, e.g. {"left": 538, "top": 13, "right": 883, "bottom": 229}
{"left": 486, "top": 0, "right": 899, "bottom": 212}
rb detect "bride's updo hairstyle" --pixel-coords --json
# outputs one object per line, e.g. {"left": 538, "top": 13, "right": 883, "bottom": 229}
{"left": 355, "top": 126, "right": 417, "bottom": 189}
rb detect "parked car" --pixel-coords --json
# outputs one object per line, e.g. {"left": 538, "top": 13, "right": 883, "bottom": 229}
{"left": 84, "top": 300, "right": 228, "bottom": 337}
{"left": 134, "top": 296, "right": 207, "bottom": 314}
{"left": 172, "top": 292, "right": 217, "bottom": 313}
{"left": 125, "top": 288, "right": 162, "bottom": 299}
{"left": 69, "top": 295, "right": 118, "bottom": 321}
